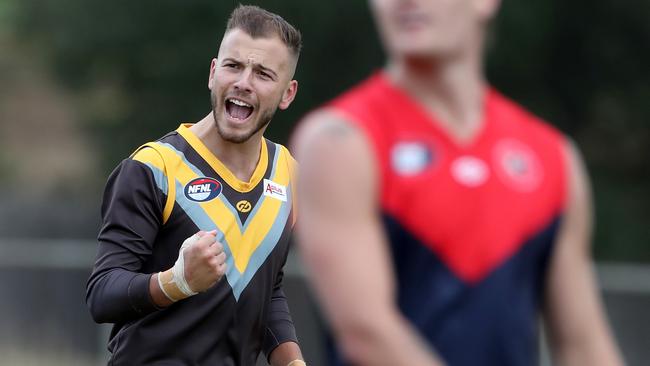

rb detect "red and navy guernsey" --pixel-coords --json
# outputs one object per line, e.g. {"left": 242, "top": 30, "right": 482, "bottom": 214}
{"left": 328, "top": 72, "right": 567, "bottom": 366}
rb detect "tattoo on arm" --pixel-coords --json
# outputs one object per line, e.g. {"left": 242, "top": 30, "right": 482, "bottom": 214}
{"left": 322, "top": 120, "right": 354, "bottom": 138}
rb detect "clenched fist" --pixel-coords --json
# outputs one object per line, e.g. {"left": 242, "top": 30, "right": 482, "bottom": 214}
{"left": 157, "top": 230, "right": 228, "bottom": 302}
{"left": 182, "top": 231, "right": 227, "bottom": 293}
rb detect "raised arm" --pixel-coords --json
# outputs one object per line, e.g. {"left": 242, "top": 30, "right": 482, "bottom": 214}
{"left": 86, "top": 151, "right": 226, "bottom": 323}
{"left": 543, "top": 141, "right": 624, "bottom": 365}
{"left": 292, "top": 110, "right": 444, "bottom": 366}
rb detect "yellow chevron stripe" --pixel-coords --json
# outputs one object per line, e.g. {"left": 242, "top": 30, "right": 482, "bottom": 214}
{"left": 230, "top": 146, "right": 292, "bottom": 271}
{"left": 151, "top": 141, "right": 291, "bottom": 273}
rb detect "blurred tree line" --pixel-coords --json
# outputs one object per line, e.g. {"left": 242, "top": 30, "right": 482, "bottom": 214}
{"left": 0, "top": 0, "right": 647, "bottom": 261}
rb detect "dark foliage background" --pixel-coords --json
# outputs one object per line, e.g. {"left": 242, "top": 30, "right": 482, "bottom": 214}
{"left": 1, "top": 0, "right": 647, "bottom": 261}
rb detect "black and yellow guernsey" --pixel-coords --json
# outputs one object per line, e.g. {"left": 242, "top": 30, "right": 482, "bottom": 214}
{"left": 86, "top": 124, "right": 298, "bottom": 365}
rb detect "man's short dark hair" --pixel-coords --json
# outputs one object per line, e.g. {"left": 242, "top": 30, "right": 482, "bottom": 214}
{"left": 226, "top": 5, "right": 302, "bottom": 59}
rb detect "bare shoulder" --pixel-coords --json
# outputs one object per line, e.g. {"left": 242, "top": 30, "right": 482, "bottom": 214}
{"left": 293, "top": 108, "right": 368, "bottom": 156}
{"left": 292, "top": 108, "right": 376, "bottom": 178}
{"left": 561, "top": 138, "right": 592, "bottom": 210}
{"left": 554, "top": 138, "right": 593, "bottom": 254}
{"left": 291, "top": 107, "right": 378, "bottom": 204}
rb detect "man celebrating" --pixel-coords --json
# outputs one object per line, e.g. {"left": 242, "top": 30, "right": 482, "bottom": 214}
{"left": 293, "top": 0, "right": 623, "bottom": 365}
{"left": 87, "top": 5, "right": 305, "bottom": 366}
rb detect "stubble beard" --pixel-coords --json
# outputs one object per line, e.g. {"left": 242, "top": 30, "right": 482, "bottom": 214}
{"left": 210, "top": 91, "right": 277, "bottom": 144}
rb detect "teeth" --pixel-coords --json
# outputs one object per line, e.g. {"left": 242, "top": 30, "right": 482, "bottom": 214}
{"left": 229, "top": 99, "right": 252, "bottom": 108}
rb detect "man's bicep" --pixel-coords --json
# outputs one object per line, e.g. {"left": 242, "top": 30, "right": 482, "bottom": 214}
{"left": 294, "top": 111, "right": 395, "bottom": 331}
{"left": 544, "top": 140, "right": 593, "bottom": 329}
{"left": 543, "top": 141, "right": 622, "bottom": 364}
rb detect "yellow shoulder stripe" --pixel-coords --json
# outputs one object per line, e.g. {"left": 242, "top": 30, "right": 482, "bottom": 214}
{"left": 130, "top": 142, "right": 176, "bottom": 224}
{"left": 276, "top": 145, "right": 298, "bottom": 226}
{"left": 131, "top": 146, "right": 165, "bottom": 171}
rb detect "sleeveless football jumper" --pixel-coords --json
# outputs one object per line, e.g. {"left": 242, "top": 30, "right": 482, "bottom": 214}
{"left": 329, "top": 73, "right": 567, "bottom": 366}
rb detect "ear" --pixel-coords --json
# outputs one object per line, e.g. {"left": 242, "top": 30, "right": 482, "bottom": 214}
{"left": 475, "top": 0, "right": 501, "bottom": 20}
{"left": 208, "top": 58, "right": 218, "bottom": 90}
{"left": 278, "top": 80, "right": 298, "bottom": 110}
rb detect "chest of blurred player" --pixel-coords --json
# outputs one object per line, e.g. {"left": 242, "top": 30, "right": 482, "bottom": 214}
{"left": 388, "top": 102, "right": 566, "bottom": 285}
{"left": 331, "top": 74, "right": 567, "bottom": 282}
{"left": 380, "top": 111, "right": 566, "bottom": 261}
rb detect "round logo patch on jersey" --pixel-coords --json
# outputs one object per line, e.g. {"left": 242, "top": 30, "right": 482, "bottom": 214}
{"left": 391, "top": 141, "right": 434, "bottom": 176}
{"left": 236, "top": 200, "right": 252, "bottom": 213}
{"left": 493, "top": 139, "right": 543, "bottom": 192}
{"left": 451, "top": 156, "right": 489, "bottom": 187}
{"left": 184, "top": 177, "right": 222, "bottom": 202}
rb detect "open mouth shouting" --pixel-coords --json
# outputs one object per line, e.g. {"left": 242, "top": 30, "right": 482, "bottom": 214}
{"left": 225, "top": 98, "right": 255, "bottom": 122}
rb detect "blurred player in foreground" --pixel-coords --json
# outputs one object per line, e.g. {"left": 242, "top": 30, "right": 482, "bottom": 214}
{"left": 86, "top": 5, "right": 306, "bottom": 365}
{"left": 292, "top": 0, "right": 623, "bottom": 365}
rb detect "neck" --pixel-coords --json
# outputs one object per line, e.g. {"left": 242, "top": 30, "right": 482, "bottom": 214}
{"left": 385, "top": 49, "right": 486, "bottom": 143}
{"left": 190, "top": 114, "right": 263, "bottom": 182}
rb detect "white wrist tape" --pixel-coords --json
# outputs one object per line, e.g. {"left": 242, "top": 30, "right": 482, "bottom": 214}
{"left": 158, "top": 234, "right": 201, "bottom": 301}
{"left": 171, "top": 234, "right": 200, "bottom": 296}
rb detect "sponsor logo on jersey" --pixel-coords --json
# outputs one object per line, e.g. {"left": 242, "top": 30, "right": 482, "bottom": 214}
{"left": 184, "top": 177, "right": 222, "bottom": 202}
{"left": 391, "top": 141, "right": 434, "bottom": 176}
{"left": 236, "top": 200, "right": 252, "bottom": 213}
{"left": 263, "top": 179, "right": 287, "bottom": 202}
{"left": 492, "top": 139, "right": 543, "bottom": 192}
{"left": 451, "top": 156, "right": 490, "bottom": 187}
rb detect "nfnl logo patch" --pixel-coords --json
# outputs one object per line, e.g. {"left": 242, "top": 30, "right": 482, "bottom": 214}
{"left": 184, "top": 177, "right": 222, "bottom": 202}
{"left": 263, "top": 179, "right": 287, "bottom": 202}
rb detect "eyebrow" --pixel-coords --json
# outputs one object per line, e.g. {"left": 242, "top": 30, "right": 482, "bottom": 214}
{"left": 222, "top": 57, "right": 278, "bottom": 80}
